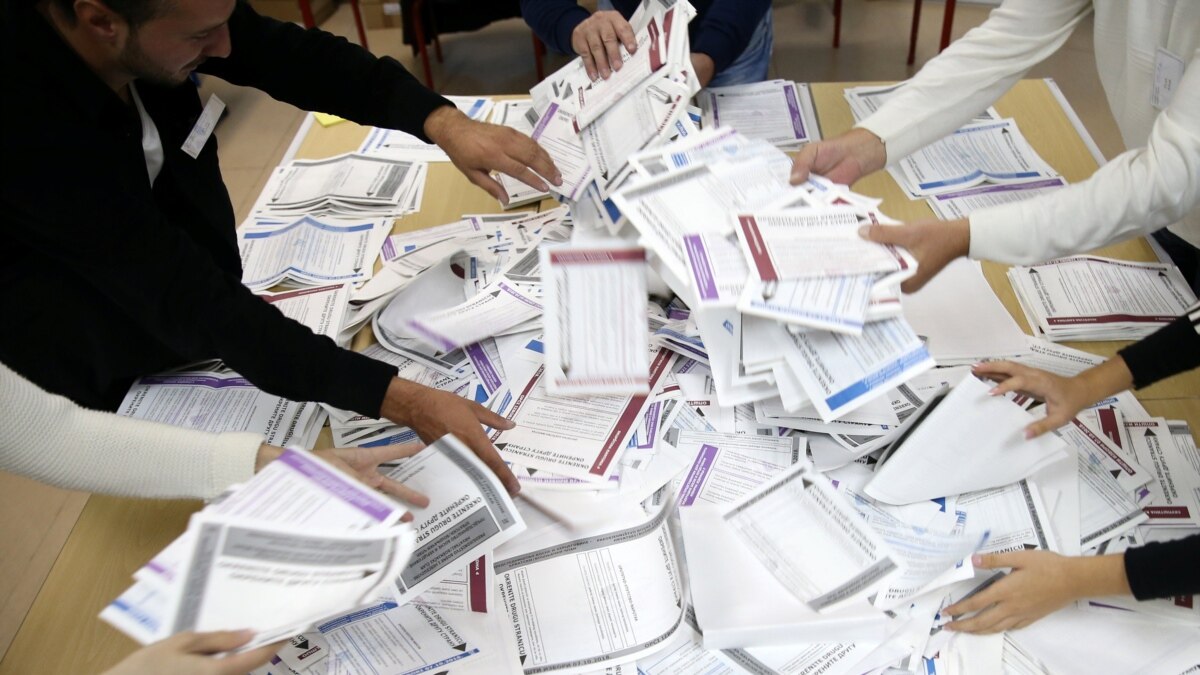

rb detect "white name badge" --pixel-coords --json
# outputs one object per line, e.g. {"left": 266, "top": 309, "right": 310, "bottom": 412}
{"left": 181, "top": 93, "right": 226, "bottom": 159}
{"left": 1151, "top": 47, "right": 1184, "bottom": 110}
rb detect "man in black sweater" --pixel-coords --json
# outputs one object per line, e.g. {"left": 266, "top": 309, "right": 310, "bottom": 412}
{"left": 0, "top": 0, "right": 562, "bottom": 492}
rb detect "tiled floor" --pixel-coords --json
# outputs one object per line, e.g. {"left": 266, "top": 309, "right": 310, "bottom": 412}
{"left": 0, "top": 0, "right": 1124, "bottom": 662}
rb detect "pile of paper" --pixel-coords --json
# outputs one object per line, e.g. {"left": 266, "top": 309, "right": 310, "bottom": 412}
{"left": 252, "top": 153, "right": 426, "bottom": 218}
{"left": 698, "top": 79, "right": 820, "bottom": 150}
{"left": 844, "top": 84, "right": 1064, "bottom": 205}
{"left": 103, "top": 435, "right": 530, "bottom": 674}
{"left": 102, "top": 447, "right": 418, "bottom": 649}
{"left": 1009, "top": 255, "right": 1198, "bottom": 341}
{"left": 237, "top": 215, "right": 392, "bottom": 290}
{"left": 116, "top": 364, "right": 327, "bottom": 448}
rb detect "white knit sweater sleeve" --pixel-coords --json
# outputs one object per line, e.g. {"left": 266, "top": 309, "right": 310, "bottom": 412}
{"left": 1, "top": 362, "right": 260, "bottom": 499}
{"left": 857, "top": 0, "right": 1092, "bottom": 163}
{"left": 970, "top": 49, "right": 1200, "bottom": 262}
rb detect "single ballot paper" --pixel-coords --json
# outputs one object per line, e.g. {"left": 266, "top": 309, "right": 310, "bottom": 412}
{"left": 531, "top": 102, "right": 593, "bottom": 201}
{"left": 383, "top": 434, "right": 526, "bottom": 602}
{"left": 541, "top": 244, "right": 650, "bottom": 395}
{"left": 723, "top": 461, "right": 899, "bottom": 612}
{"left": 491, "top": 346, "right": 676, "bottom": 482}
{"left": 404, "top": 277, "right": 543, "bottom": 352}
{"left": 865, "top": 377, "right": 1070, "bottom": 504}
{"left": 238, "top": 215, "right": 390, "bottom": 290}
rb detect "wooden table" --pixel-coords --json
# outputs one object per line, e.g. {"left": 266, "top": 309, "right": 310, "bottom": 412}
{"left": 3, "top": 81, "right": 1196, "bottom": 674}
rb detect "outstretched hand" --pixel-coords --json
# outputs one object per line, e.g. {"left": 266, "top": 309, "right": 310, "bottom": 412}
{"left": 858, "top": 218, "right": 970, "bottom": 293}
{"left": 790, "top": 127, "right": 887, "bottom": 186}
{"left": 972, "top": 357, "right": 1135, "bottom": 438}
{"left": 424, "top": 106, "right": 561, "bottom": 205}
{"left": 571, "top": 10, "right": 638, "bottom": 80}
{"left": 103, "top": 630, "right": 282, "bottom": 675}
{"left": 380, "top": 377, "right": 520, "bottom": 495}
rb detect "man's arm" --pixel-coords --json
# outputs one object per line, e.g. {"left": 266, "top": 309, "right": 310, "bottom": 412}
{"left": 199, "top": 1, "right": 450, "bottom": 142}
{"left": 792, "top": 0, "right": 1091, "bottom": 186}
{"left": 199, "top": 2, "right": 560, "bottom": 201}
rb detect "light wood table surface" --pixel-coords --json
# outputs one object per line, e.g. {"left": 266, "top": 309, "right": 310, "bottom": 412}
{"left": 3, "top": 83, "right": 1197, "bottom": 674}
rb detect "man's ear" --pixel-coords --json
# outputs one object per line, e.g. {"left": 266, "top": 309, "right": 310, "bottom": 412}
{"left": 73, "top": 0, "right": 128, "bottom": 45}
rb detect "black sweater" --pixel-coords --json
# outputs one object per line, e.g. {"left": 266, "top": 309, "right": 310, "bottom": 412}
{"left": 0, "top": 0, "right": 451, "bottom": 416}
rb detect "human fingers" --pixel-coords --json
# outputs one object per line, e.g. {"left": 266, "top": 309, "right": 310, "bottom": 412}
{"left": 578, "top": 49, "right": 599, "bottom": 80}
{"left": 598, "top": 21, "right": 624, "bottom": 72}
{"left": 613, "top": 14, "right": 636, "bottom": 52}
{"left": 376, "top": 477, "right": 431, "bottom": 508}
{"left": 508, "top": 131, "right": 561, "bottom": 185}
{"left": 789, "top": 143, "right": 820, "bottom": 184}
{"left": 347, "top": 442, "right": 426, "bottom": 469}
{"left": 943, "top": 583, "right": 1001, "bottom": 619}
{"left": 1026, "top": 410, "right": 1073, "bottom": 439}
{"left": 181, "top": 630, "right": 256, "bottom": 655}
{"left": 584, "top": 27, "right": 612, "bottom": 78}
{"left": 972, "top": 551, "right": 1027, "bottom": 570}
{"left": 472, "top": 400, "right": 515, "bottom": 431}
{"left": 496, "top": 155, "right": 550, "bottom": 194}
{"left": 211, "top": 641, "right": 286, "bottom": 675}
{"left": 458, "top": 425, "right": 520, "bottom": 494}
{"left": 464, "top": 168, "right": 509, "bottom": 204}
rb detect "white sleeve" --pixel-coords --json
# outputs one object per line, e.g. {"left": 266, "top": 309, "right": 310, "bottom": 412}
{"left": 0, "top": 362, "right": 260, "bottom": 499}
{"left": 857, "top": 0, "right": 1092, "bottom": 163}
{"left": 969, "top": 49, "right": 1200, "bottom": 263}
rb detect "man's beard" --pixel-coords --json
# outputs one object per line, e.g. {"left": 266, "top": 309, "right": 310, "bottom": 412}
{"left": 119, "top": 33, "right": 196, "bottom": 86}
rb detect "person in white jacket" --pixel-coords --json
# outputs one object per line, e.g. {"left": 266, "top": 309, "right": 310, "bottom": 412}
{"left": 790, "top": 1, "right": 1200, "bottom": 294}
{"left": 0, "top": 361, "right": 429, "bottom": 674}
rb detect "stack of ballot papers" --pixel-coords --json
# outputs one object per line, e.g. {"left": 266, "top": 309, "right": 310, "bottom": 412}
{"left": 117, "top": 363, "right": 327, "bottom": 448}
{"left": 103, "top": 435, "right": 529, "bottom": 673}
{"left": 252, "top": 153, "right": 426, "bottom": 218}
{"left": 698, "top": 79, "right": 820, "bottom": 150}
{"left": 1009, "top": 255, "right": 1198, "bottom": 341}
{"left": 844, "top": 84, "right": 1063, "bottom": 204}
{"left": 238, "top": 215, "right": 392, "bottom": 290}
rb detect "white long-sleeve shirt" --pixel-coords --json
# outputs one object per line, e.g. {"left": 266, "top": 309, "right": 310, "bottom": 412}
{"left": 1, "top": 361, "right": 260, "bottom": 499}
{"left": 858, "top": 0, "right": 1200, "bottom": 263}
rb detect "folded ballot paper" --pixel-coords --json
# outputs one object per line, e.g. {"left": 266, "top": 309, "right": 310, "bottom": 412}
{"left": 1009, "top": 255, "right": 1197, "bottom": 341}
{"left": 103, "top": 435, "right": 524, "bottom": 654}
{"left": 865, "top": 376, "right": 1070, "bottom": 504}
{"left": 103, "top": 448, "right": 416, "bottom": 649}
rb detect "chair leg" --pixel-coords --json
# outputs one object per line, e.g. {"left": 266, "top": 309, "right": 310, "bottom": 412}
{"left": 411, "top": 0, "right": 434, "bottom": 88}
{"left": 832, "top": 0, "right": 842, "bottom": 48}
{"left": 938, "top": 0, "right": 957, "bottom": 53}
{"left": 532, "top": 34, "right": 546, "bottom": 82}
{"left": 350, "top": 0, "right": 368, "bottom": 49}
{"left": 907, "top": 0, "right": 922, "bottom": 65}
{"left": 298, "top": 0, "right": 316, "bottom": 28}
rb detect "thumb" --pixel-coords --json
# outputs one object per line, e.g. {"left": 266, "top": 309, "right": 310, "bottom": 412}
{"left": 182, "top": 629, "right": 256, "bottom": 654}
{"left": 858, "top": 223, "right": 905, "bottom": 245}
{"left": 789, "top": 145, "right": 818, "bottom": 184}
{"left": 972, "top": 551, "right": 1023, "bottom": 570}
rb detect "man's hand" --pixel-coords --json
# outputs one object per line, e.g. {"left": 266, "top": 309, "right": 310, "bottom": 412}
{"left": 691, "top": 53, "right": 715, "bottom": 88}
{"left": 571, "top": 10, "right": 637, "bottom": 80}
{"left": 424, "top": 106, "right": 561, "bottom": 205}
{"left": 103, "top": 630, "right": 282, "bottom": 675}
{"left": 859, "top": 218, "right": 970, "bottom": 293}
{"left": 255, "top": 442, "right": 430, "bottom": 508}
{"left": 972, "top": 357, "right": 1135, "bottom": 439}
{"left": 790, "top": 127, "right": 886, "bottom": 186}
{"left": 944, "top": 551, "right": 1129, "bottom": 634}
{"left": 380, "top": 377, "right": 520, "bottom": 494}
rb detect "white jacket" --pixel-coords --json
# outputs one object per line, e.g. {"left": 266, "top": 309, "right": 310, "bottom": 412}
{"left": 1, "top": 361, "right": 259, "bottom": 499}
{"left": 858, "top": 0, "right": 1200, "bottom": 262}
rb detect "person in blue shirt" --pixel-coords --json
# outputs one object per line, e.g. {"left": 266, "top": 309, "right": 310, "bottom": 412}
{"left": 520, "top": 0, "right": 772, "bottom": 87}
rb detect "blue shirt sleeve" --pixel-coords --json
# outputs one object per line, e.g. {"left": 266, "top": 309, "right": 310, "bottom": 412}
{"left": 691, "top": 0, "right": 772, "bottom": 73}
{"left": 520, "top": 0, "right": 592, "bottom": 56}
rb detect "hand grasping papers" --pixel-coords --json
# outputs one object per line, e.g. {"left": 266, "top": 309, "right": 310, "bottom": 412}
{"left": 255, "top": 441, "right": 432, "bottom": 517}
{"left": 423, "top": 106, "right": 562, "bottom": 206}
{"left": 380, "top": 377, "right": 521, "bottom": 495}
